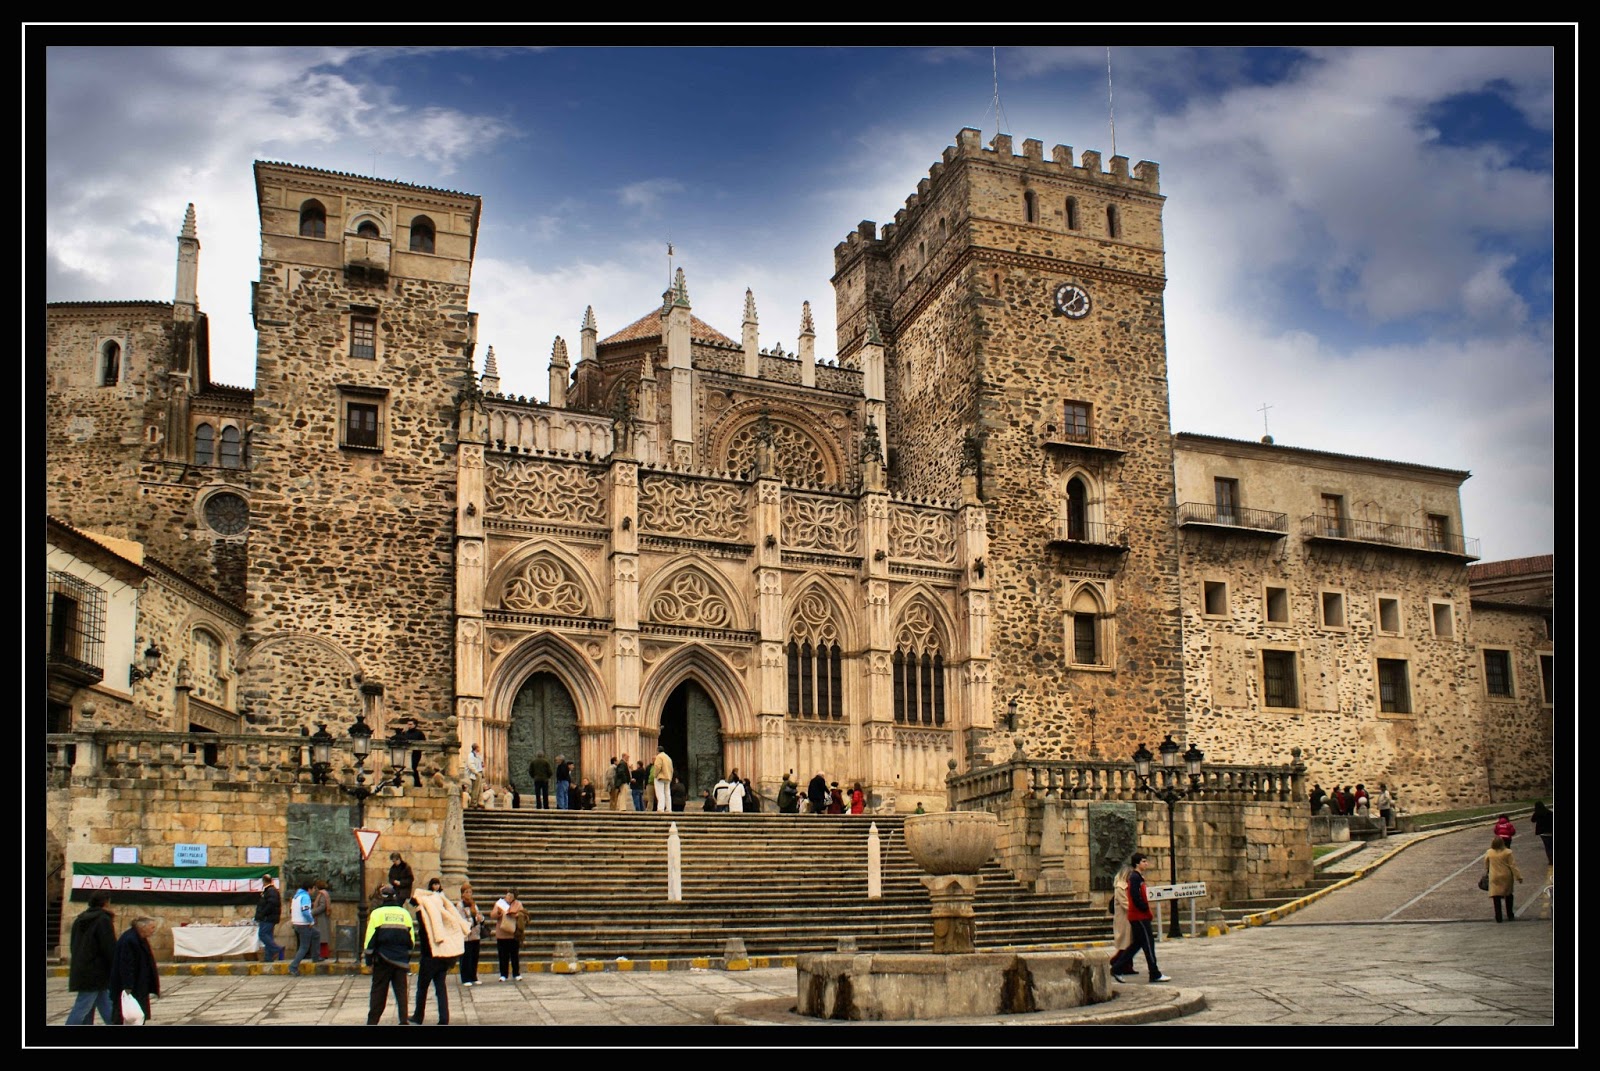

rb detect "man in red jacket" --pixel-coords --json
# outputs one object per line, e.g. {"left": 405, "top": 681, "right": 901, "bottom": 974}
{"left": 1108, "top": 853, "right": 1173, "bottom": 984}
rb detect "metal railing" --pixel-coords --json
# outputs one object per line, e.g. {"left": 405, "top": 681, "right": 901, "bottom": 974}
{"left": 1177, "top": 501, "right": 1288, "bottom": 533}
{"left": 1048, "top": 520, "right": 1130, "bottom": 548}
{"left": 1300, "top": 515, "right": 1479, "bottom": 557}
{"left": 1042, "top": 426, "right": 1125, "bottom": 450}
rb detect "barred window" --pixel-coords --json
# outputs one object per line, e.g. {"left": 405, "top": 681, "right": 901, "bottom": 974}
{"left": 194, "top": 423, "right": 215, "bottom": 466}
{"left": 1377, "top": 659, "right": 1411, "bottom": 714}
{"left": 351, "top": 316, "right": 377, "bottom": 360}
{"left": 1262, "top": 649, "right": 1298, "bottom": 708}
{"left": 47, "top": 571, "right": 105, "bottom": 672}
{"left": 1483, "top": 649, "right": 1513, "bottom": 697}
{"left": 786, "top": 590, "right": 843, "bottom": 719}
{"left": 891, "top": 602, "right": 945, "bottom": 726}
{"left": 299, "top": 200, "right": 326, "bottom": 239}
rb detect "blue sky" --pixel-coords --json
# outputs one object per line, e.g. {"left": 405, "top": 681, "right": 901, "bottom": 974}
{"left": 37, "top": 33, "right": 1564, "bottom": 563}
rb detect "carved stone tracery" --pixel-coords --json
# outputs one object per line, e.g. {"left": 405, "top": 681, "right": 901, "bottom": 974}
{"left": 486, "top": 458, "right": 606, "bottom": 525}
{"left": 638, "top": 476, "right": 746, "bottom": 541}
{"left": 499, "top": 554, "right": 588, "bottom": 616}
{"left": 647, "top": 570, "right": 735, "bottom": 629}
{"left": 890, "top": 505, "right": 957, "bottom": 563}
{"left": 782, "top": 495, "right": 858, "bottom": 554}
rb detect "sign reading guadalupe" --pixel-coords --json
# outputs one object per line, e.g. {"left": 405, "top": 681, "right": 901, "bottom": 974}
{"left": 71, "top": 864, "right": 277, "bottom": 905}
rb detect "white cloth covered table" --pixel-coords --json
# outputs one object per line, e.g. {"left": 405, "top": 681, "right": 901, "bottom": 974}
{"left": 172, "top": 924, "right": 262, "bottom": 958}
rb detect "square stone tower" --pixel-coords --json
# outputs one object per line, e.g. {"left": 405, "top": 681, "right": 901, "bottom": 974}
{"left": 832, "top": 129, "right": 1185, "bottom": 759}
{"left": 244, "top": 162, "right": 482, "bottom": 737}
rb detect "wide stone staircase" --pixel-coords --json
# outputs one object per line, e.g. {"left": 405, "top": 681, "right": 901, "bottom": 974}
{"left": 463, "top": 810, "right": 1112, "bottom": 960}
{"left": 1212, "top": 872, "right": 1347, "bottom": 926}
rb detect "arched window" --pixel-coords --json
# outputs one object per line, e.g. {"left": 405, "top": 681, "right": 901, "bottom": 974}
{"left": 356, "top": 220, "right": 381, "bottom": 239}
{"left": 409, "top": 216, "right": 435, "bottom": 254}
{"left": 787, "top": 590, "right": 844, "bottom": 720}
{"left": 1065, "top": 476, "right": 1088, "bottom": 541}
{"left": 1069, "top": 586, "right": 1106, "bottom": 666}
{"left": 191, "top": 626, "right": 229, "bottom": 706}
{"left": 899, "top": 265, "right": 907, "bottom": 289}
{"left": 1065, "top": 196, "right": 1079, "bottom": 231}
{"left": 892, "top": 602, "right": 945, "bottom": 726}
{"left": 1106, "top": 205, "right": 1121, "bottom": 239}
{"left": 219, "top": 425, "right": 242, "bottom": 469}
{"left": 1024, "top": 190, "right": 1038, "bottom": 223}
{"left": 99, "top": 341, "right": 120, "bottom": 387}
{"left": 193, "top": 423, "right": 215, "bottom": 467}
{"left": 299, "top": 200, "right": 326, "bottom": 238}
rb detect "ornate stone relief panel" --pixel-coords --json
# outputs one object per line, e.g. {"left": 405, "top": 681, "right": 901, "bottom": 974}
{"left": 638, "top": 475, "right": 746, "bottom": 540}
{"left": 789, "top": 588, "right": 842, "bottom": 645}
{"left": 782, "top": 494, "right": 858, "bottom": 554}
{"left": 889, "top": 505, "right": 957, "bottom": 563}
{"left": 723, "top": 420, "right": 832, "bottom": 486}
{"left": 647, "top": 570, "right": 735, "bottom": 629}
{"left": 486, "top": 457, "right": 606, "bottom": 525}
{"left": 896, "top": 600, "right": 943, "bottom": 652}
{"left": 499, "top": 554, "right": 589, "bottom": 616}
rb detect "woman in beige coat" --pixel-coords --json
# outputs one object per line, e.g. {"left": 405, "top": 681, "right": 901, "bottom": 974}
{"left": 1109, "top": 860, "right": 1132, "bottom": 979}
{"left": 1485, "top": 836, "right": 1523, "bottom": 922}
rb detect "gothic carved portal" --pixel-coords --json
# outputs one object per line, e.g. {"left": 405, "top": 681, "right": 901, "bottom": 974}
{"left": 507, "top": 672, "right": 580, "bottom": 797}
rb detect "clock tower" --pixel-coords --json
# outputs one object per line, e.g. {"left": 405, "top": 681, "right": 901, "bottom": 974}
{"left": 832, "top": 128, "right": 1184, "bottom": 761}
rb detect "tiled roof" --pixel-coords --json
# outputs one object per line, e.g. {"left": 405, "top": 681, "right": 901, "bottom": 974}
{"left": 600, "top": 308, "right": 736, "bottom": 348}
{"left": 1173, "top": 432, "right": 1472, "bottom": 480}
{"left": 253, "top": 160, "right": 478, "bottom": 202}
{"left": 1466, "top": 554, "right": 1554, "bottom": 581}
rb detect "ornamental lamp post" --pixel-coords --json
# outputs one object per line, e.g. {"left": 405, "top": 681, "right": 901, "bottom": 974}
{"left": 1132, "top": 733, "right": 1205, "bottom": 939}
{"left": 328, "top": 712, "right": 406, "bottom": 946}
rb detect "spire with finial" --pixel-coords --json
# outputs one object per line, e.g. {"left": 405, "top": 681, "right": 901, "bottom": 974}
{"left": 743, "top": 288, "right": 761, "bottom": 377}
{"left": 672, "top": 267, "right": 691, "bottom": 308}
{"left": 548, "top": 337, "right": 569, "bottom": 407}
{"left": 181, "top": 203, "right": 197, "bottom": 240}
{"left": 798, "top": 301, "right": 817, "bottom": 387}
{"left": 582, "top": 306, "right": 597, "bottom": 334}
{"left": 480, "top": 345, "right": 501, "bottom": 395}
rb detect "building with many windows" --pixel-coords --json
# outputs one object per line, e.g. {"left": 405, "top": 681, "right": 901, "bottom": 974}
{"left": 43, "top": 131, "right": 1552, "bottom": 815}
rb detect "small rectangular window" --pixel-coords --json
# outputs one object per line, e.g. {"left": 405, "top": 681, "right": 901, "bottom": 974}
{"left": 1265, "top": 586, "right": 1289, "bottom": 624}
{"left": 1539, "top": 654, "right": 1553, "bottom": 705}
{"left": 1483, "top": 649, "right": 1513, "bottom": 697}
{"left": 343, "top": 401, "right": 382, "bottom": 450}
{"left": 1073, "top": 615, "right": 1098, "bottom": 665}
{"left": 1262, "top": 649, "right": 1298, "bottom": 708}
{"left": 1321, "top": 591, "right": 1346, "bottom": 629}
{"left": 1377, "top": 659, "right": 1411, "bottom": 714}
{"left": 1319, "top": 494, "right": 1346, "bottom": 538}
{"left": 1431, "top": 602, "right": 1454, "bottom": 639}
{"left": 1062, "top": 402, "right": 1091, "bottom": 443}
{"left": 1377, "top": 596, "right": 1401, "bottom": 634}
{"left": 1426, "top": 513, "right": 1450, "bottom": 551}
{"left": 1203, "top": 581, "right": 1228, "bottom": 617}
{"left": 1213, "top": 478, "right": 1239, "bottom": 525}
{"left": 351, "top": 316, "right": 377, "bottom": 360}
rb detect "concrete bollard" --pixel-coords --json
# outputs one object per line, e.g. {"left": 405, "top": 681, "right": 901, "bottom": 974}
{"left": 667, "top": 822, "right": 682, "bottom": 902}
{"left": 868, "top": 822, "right": 882, "bottom": 900}
{"left": 723, "top": 937, "right": 750, "bottom": 971}
{"left": 553, "top": 940, "right": 579, "bottom": 974}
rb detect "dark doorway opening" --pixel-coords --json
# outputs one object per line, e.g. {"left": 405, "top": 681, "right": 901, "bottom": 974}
{"left": 658, "top": 680, "right": 722, "bottom": 806}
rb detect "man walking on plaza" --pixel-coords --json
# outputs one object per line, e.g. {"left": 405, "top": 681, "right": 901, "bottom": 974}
{"left": 288, "top": 878, "right": 322, "bottom": 972}
{"left": 66, "top": 890, "right": 116, "bottom": 1024}
{"left": 255, "top": 873, "right": 284, "bottom": 962}
{"left": 364, "top": 884, "right": 416, "bottom": 1025}
{"left": 1108, "top": 853, "right": 1172, "bottom": 984}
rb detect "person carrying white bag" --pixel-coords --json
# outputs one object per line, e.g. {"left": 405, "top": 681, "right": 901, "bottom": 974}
{"left": 109, "top": 917, "right": 161, "bottom": 1025}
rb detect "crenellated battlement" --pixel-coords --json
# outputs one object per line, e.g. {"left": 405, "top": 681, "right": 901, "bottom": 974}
{"left": 834, "top": 127, "right": 1161, "bottom": 269}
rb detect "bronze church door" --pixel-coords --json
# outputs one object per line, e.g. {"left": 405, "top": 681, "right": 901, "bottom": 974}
{"left": 658, "top": 680, "right": 723, "bottom": 805}
{"left": 507, "top": 672, "right": 580, "bottom": 797}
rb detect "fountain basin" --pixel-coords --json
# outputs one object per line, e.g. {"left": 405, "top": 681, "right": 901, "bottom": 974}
{"left": 797, "top": 950, "right": 1114, "bottom": 1021}
{"left": 902, "top": 810, "right": 997, "bottom": 874}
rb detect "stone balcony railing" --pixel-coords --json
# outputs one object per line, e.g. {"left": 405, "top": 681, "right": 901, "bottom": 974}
{"left": 948, "top": 741, "right": 1303, "bottom": 809}
{"left": 44, "top": 730, "right": 456, "bottom": 790}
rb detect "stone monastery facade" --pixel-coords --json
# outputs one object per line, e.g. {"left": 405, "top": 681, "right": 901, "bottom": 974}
{"left": 44, "top": 130, "right": 1553, "bottom": 811}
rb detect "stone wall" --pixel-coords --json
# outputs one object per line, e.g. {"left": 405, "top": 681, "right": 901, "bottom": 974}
{"left": 50, "top": 764, "right": 452, "bottom": 961}
{"left": 1470, "top": 602, "right": 1554, "bottom": 801}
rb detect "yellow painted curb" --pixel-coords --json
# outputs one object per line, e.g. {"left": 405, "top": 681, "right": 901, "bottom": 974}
{"left": 690, "top": 957, "right": 711, "bottom": 969}
{"left": 649, "top": 959, "right": 670, "bottom": 971}
{"left": 724, "top": 958, "right": 750, "bottom": 971}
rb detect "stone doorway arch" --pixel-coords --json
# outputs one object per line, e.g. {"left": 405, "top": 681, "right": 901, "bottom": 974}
{"left": 507, "top": 671, "right": 580, "bottom": 803}
{"left": 658, "top": 679, "right": 724, "bottom": 806}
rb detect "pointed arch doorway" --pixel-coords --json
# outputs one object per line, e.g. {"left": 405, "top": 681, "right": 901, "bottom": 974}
{"left": 508, "top": 672, "right": 580, "bottom": 798}
{"left": 658, "top": 680, "right": 723, "bottom": 804}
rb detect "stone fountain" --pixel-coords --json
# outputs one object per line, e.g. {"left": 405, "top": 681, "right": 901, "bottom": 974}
{"left": 795, "top": 810, "right": 1116, "bottom": 1021}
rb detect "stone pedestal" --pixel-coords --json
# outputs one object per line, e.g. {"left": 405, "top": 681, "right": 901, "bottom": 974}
{"left": 921, "top": 873, "right": 980, "bottom": 954}
{"left": 796, "top": 950, "right": 1113, "bottom": 1021}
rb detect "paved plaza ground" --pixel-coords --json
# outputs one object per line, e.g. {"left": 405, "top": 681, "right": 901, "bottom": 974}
{"left": 30, "top": 823, "right": 1570, "bottom": 1047}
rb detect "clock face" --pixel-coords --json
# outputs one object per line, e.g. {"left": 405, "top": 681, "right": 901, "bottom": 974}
{"left": 1054, "top": 282, "right": 1091, "bottom": 319}
{"left": 204, "top": 491, "right": 249, "bottom": 535}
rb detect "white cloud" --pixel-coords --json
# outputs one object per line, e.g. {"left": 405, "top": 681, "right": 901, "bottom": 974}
{"left": 618, "top": 179, "right": 686, "bottom": 213}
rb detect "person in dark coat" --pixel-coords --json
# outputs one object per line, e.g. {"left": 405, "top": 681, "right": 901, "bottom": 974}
{"left": 66, "top": 891, "right": 117, "bottom": 1024}
{"left": 401, "top": 717, "right": 426, "bottom": 787}
{"left": 669, "top": 776, "right": 686, "bottom": 812}
{"left": 255, "top": 873, "right": 284, "bottom": 962}
{"left": 776, "top": 775, "right": 799, "bottom": 814}
{"left": 1531, "top": 801, "right": 1553, "bottom": 865}
{"left": 1308, "top": 784, "right": 1325, "bottom": 815}
{"left": 387, "top": 852, "right": 415, "bottom": 903}
{"left": 529, "top": 752, "right": 553, "bottom": 809}
{"left": 108, "top": 916, "right": 161, "bottom": 1023}
{"left": 807, "top": 772, "right": 828, "bottom": 816}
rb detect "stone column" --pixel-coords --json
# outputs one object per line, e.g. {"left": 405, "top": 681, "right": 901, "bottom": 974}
{"left": 610, "top": 456, "right": 642, "bottom": 763}
{"left": 921, "top": 873, "right": 982, "bottom": 954}
{"left": 754, "top": 471, "right": 785, "bottom": 790}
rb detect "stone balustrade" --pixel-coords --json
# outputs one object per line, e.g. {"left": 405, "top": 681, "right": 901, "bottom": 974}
{"left": 45, "top": 730, "right": 457, "bottom": 789}
{"left": 948, "top": 747, "right": 1301, "bottom": 809}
